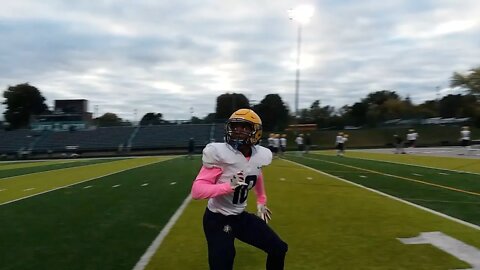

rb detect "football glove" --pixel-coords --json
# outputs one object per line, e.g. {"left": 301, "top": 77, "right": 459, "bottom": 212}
{"left": 230, "top": 171, "right": 248, "bottom": 189}
{"left": 257, "top": 204, "right": 272, "bottom": 223}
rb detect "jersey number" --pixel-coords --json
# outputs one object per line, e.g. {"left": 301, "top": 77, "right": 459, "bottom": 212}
{"left": 232, "top": 175, "right": 257, "bottom": 204}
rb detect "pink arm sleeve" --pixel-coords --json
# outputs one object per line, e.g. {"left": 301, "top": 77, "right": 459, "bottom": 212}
{"left": 254, "top": 171, "right": 267, "bottom": 205}
{"left": 191, "top": 166, "right": 233, "bottom": 199}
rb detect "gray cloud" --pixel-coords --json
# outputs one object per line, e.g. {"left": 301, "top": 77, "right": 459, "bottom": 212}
{"left": 1, "top": 0, "right": 479, "bottom": 121}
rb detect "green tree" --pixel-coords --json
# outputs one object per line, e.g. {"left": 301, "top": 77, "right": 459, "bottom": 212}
{"left": 2, "top": 83, "right": 48, "bottom": 129}
{"left": 190, "top": 116, "right": 203, "bottom": 124}
{"left": 416, "top": 100, "right": 438, "bottom": 118}
{"left": 215, "top": 93, "right": 250, "bottom": 120}
{"left": 362, "top": 90, "right": 400, "bottom": 105}
{"left": 438, "top": 94, "right": 464, "bottom": 118}
{"left": 299, "top": 100, "right": 335, "bottom": 128}
{"left": 203, "top": 113, "right": 216, "bottom": 123}
{"left": 94, "top": 113, "right": 124, "bottom": 127}
{"left": 140, "top": 112, "right": 164, "bottom": 126}
{"left": 450, "top": 66, "right": 480, "bottom": 95}
{"left": 253, "top": 94, "right": 289, "bottom": 131}
{"left": 348, "top": 102, "right": 368, "bottom": 126}
{"left": 437, "top": 94, "right": 478, "bottom": 126}
{"left": 381, "top": 99, "right": 409, "bottom": 120}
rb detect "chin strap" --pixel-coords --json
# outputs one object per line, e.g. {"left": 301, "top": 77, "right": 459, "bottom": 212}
{"left": 228, "top": 139, "right": 248, "bottom": 150}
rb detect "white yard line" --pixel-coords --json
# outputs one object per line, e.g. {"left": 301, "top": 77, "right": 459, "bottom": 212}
{"left": 0, "top": 160, "right": 123, "bottom": 181}
{"left": 300, "top": 156, "right": 479, "bottom": 197}
{"left": 283, "top": 159, "right": 480, "bottom": 231}
{"left": 344, "top": 150, "right": 480, "bottom": 175}
{"left": 132, "top": 195, "right": 192, "bottom": 270}
{"left": 315, "top": 152, "right": 480, "bottom": 176}
{"left": 0, "top": 159, "right": 168, "bottom": 207}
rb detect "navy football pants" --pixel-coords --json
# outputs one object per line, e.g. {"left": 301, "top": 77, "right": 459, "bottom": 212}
{"left": 203, "top": 208, "right": 288, "bottom": 270}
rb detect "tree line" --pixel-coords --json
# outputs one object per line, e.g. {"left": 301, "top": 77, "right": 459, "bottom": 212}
{"left": 2, "top": 66, "right": 479, "bottom": 130}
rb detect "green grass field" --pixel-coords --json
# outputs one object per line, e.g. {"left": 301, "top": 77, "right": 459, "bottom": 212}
{"left": 1, "top": 153, "right": 479, "bottom": 270}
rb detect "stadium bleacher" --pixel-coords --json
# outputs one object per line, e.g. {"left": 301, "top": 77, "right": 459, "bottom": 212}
{"left": 34, "top": 126, "right": 135, "bottom": 152}
{"left": 131, "top": 124, "right": 218, "bottom": 150}
{"left": 0, "top": 129, "right": 41, "bottom": 154}
{"left": 0, "top": 123, "right": 229, "bottom": 158}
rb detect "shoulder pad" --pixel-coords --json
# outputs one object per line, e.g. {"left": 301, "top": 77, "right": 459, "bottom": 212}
{"left": 202, "top": 143, "right": 220, "bottom": 168}
{"left": 254, "top": 146, "right": 273, "bottom": 166}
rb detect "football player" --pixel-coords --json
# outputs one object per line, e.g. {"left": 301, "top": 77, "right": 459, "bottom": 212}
{"left": 191, "top": 109, "right": 288, "bottom": 270}
{"left": 406, "top": 129, "right": 418, "bottom": 148}
{"left": 460, "top": 126, "right": 472, "bottom": 155}
{"left": 335, "top": 132, "right": 345, "bottom": 156}
{"left": 279, "top": 134, "right": 287, "bottom": 156}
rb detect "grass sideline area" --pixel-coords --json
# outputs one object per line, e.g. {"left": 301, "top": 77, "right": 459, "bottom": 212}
{"left": 298, "top": 125, "right": 480, "bottom": 149}
{"left": 0, "top": 158, "right": 125, "bottom": 179}
{"left": 0, "top": 157, "right": 201, "bottom": 270}
{"left": 2, "top": 154, "right": 478, "bottom": 269}
{"left": 0, "top": 157, "right": 167, "bottom": 204}
{"left": 145, "top": 158, "right": 480, "bottom": 270}
{"left": 314, "top": 150, "right": 480, "bottom": 173}
{"left": 287, "top": 153, "right": 480, "bottom": 225}
{"left": 0, "top": 160, "right": 76, "bottom": 170}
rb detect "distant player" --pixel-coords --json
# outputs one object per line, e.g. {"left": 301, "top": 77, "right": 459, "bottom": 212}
{"left": 188, "top": 137, "right": 195, "bottom": 159}
{"left": 272, "top": 134, "right": 280, "bottom": 157}
{"left": 280, "top": 134, "right": 287, "bottom": 156}
{"left": 335, "top": 132, "right": 346, "bottom": 156}
{"left": 459, "top": 126, "right": 471, "bottom": 155}
{"left": 304, "top": 133, "right": 312, "bottom": 154}
{"left": 191, "top": 109, "right": 288, "bottom": 270}
{"left": 343, "top": 134, "right": 349, "bottom": 153}
{"left": 295, "top": 134, "right": 304, "bottom": 154}
{"left": 267, "top": 133, "right": 275, "bottom": 153}
{"left": 406, "top": 129, "right": 418, "bottom": 148}
{"left": 393, "top": 134, "right": 405, "bottom": 154}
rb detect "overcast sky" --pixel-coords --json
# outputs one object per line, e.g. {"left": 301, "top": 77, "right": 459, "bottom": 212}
{"left": 1, "top": 0, "right": 479, "bottom": 121}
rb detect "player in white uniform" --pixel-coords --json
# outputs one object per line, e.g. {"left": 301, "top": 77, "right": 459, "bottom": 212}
{"left": 272, "top": 134, "right": 280, "bottom": 157}
{"left": 267, "top": 133, "right": 275, "bottom": 153}
{"left": 295, "top": 134, "right": 304, "bottom": 155}
{"left": 406, "top": 129, "right": 418, "bottom": 148}
{"left": 279, "top": 134, "right": 287, "bottom": 156}
{"left": 335, "top": 132, "right": 346, "bottom": 156}
{"left": 460, "top": 126, "right": 472, "bottom": 155}
{"left": 191, "top": 109, "right": 287, "bottom": 270}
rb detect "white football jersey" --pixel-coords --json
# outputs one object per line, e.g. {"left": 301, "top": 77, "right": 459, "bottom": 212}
{"left": 202, "top": 143, "right": 272, "bottom": 215}
{"left": 280, "top": 138, "right": 287, "bottom": 147}
{"left": 295, "top": 136, "right": 303, "bottom": 145}
{"left": 335, "top": 135, "right": 344, "bottom": 144}
{"left": 407, "top": 132, "right": 418, "bottom": 140}
{"left": 273, "top": 138, "right": 280, "bottom": 148}
{"left": 268, "top": 137, "right": 275, "bottom": 146}
{"left": 461, "top": 130, "right": 471, "bottom": 140}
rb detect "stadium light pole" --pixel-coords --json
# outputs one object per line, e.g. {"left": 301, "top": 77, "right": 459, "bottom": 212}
{"left": 288, "top": 5, "right": 314, "bottom": 120}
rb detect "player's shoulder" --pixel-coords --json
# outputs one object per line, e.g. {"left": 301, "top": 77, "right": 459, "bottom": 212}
{"left": 253, "top": 145, "right": 273, "bottom": 166}
{"left": 202, "top": 143, "right": 229, "bottom": 167}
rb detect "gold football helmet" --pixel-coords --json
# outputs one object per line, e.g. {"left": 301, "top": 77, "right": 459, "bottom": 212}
{"left": 225, "top": 109, "right": 262, "bottom": 147}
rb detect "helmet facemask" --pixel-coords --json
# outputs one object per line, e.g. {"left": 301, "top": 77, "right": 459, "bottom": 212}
{"left": 225, "top": 119, "right": 259, "bottom": 150}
